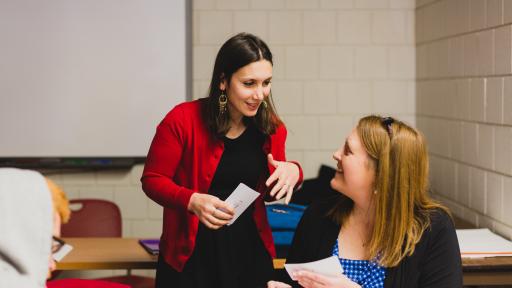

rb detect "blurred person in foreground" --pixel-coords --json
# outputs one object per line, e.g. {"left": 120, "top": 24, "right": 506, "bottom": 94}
{"left": 0, "top": 168, "right": 53, "bottom": 288}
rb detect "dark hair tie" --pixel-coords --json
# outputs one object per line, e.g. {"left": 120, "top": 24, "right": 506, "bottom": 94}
{"left": 381, "top": 117, "right": 394, "bottom": 137}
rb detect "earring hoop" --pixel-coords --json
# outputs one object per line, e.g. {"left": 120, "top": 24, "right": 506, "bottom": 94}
{"left": 218, "top": 91, "right": 227, "bottom": 115}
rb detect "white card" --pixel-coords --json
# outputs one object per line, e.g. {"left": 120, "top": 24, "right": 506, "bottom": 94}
{"left": 223, "top": 183, "right": 260, "bottom": 225}
{"left": 53, "top": 243, "right": 73, "bottom": 262}
{"left": 284, "top": 255, "right": 344, "bottom": 280}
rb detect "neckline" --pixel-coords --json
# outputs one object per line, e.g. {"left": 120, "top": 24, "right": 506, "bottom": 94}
{"left": 224, "top": 126, "right": 249, "bottom": 141}
{"left": 335, "top": 238, "right": 371, "bottom": 262}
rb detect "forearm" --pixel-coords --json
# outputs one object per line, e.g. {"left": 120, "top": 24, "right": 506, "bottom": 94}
{"left": 141, "top": 173, "right": 194, "bottom": 210}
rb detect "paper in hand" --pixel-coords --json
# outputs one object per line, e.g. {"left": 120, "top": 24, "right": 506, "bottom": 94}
{"left": 53, "top": 243, "right": 73, "bottom": 262}
{"left": 223, "top": 183, "right": 260, "bottom": 225}
{"left": 284, "top": 255, "right": 344, "bottom": 280}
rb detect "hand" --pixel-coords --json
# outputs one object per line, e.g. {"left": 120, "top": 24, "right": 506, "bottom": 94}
{"left": 266, "top": 154, "right": 300, "bottom": 204}
{"left": 187, "top": 193, "right": 234, "bottom": 229}
{"left": 267, "top": 280, "right": 292, "bottom": 288}
{"left": 294, "top": 270, "right": 360, "bottom": 288}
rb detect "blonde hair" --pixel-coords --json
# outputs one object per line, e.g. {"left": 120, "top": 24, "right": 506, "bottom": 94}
{"left": 330, "top": 115, "right": 448, "bottom": 267}
{"left": 45, "top": 178, "right": 71, "bottom": 224}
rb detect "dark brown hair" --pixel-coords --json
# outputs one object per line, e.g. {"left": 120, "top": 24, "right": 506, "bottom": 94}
{"left": 203, "top": 32, "right": 282, "bottom": 136}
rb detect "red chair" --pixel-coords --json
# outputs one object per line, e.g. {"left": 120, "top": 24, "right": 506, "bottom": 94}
{"left": 60, "top": 199, "right": 154, "bottom": 288}
{"left": 61, "top": 199, "right": 122, "bottom": 237}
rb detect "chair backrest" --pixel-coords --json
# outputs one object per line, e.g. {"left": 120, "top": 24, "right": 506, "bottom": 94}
{"left": 61, "top": 199, "right": 122, "bottom": 237}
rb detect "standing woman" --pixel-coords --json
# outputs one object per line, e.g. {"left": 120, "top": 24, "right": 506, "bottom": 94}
{"left": 141, "top": 33, "right": 303, "bottom": 288}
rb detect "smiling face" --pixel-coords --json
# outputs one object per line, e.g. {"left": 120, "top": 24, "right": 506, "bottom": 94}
{"left": 219, "top": 59, "right": 272, "bottom": 122}
{"left": 331, "top": 129, "right": 376, "bottom": 206}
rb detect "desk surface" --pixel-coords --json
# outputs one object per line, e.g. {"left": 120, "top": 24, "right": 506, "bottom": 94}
{"left": 58, "top": 237, "right": 512, "bottom": 285}
{"left": 57, "top": 238, "right": 157, "bottom": 270}
{"left": 58, "top": 237, "right": 285, "bottom": 271}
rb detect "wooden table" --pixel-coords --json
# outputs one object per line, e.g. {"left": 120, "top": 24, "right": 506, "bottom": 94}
{"left": 58, "top": 237, "right": 285, "bottom": 271}
{"left": 57, "top": 238, "right": 157, "bottom": 270}
{"left": 58, "top": 234, "right": 512, "bottom": 286}
{"left": 462, "top": 257, "right": 512, "bottom": 286}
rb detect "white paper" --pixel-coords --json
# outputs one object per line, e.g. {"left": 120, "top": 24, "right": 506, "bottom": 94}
{"left": 53, "top": 243, "right": 73, "bottom": 262}
{"left": 457, "top": 228, "right": 512, "bottom": 258}
{"left": 223, "top": 183, "right": 260, "bottom": 225}
{"left": 284, "top": 256, "right": 344, "bottom": 280}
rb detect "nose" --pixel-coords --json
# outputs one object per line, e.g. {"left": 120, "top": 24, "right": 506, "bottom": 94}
{"left": 254, "top": 85, "right": 264, "bottom": 101}
{"left": 333, "top": 149, "right": 341, "bottom": 161}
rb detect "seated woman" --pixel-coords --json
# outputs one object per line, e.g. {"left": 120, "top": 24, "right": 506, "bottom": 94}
{"left": 268, "top": 116, "right": 462, "bottom": 288}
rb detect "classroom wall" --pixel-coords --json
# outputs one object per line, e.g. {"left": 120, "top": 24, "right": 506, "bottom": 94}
{"left": 48, "top": 0, "right": 417, "bottom": 240}
{"left": 416, "top": 0, "right": 512, "bottom": 239}
{"left": 192, "top": 0, "right": 417, "bottom": 179}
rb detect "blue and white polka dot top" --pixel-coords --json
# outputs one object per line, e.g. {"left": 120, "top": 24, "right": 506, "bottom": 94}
{"left": 332, "top": 239, "right": 386, "bottom": 288}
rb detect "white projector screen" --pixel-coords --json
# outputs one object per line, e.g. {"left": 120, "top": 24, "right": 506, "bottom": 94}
{"left": 0, "top": 0, "right": 189, "bottom": 161}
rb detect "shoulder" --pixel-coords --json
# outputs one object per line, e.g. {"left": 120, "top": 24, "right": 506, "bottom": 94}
{"left": 161, "top": 99, "right": 205, "bottom": 125}
{"left": 271, "top": 122, "right": 287, "bottom": 136}
{"left": 426, "top": 209, "right": 455, "bottom": 237}
{"left": 414, "top": 208, "right": 458, "bottom": 257}
{"left": 165, "top": 98, "right": 204, "bottom": 117}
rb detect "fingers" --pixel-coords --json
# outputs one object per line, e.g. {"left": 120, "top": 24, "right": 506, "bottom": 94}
{"left": 204, "top": 211, "right": 228, "bottom": 227}
{"left": 266, "top": 170, "right": 279, "bottom": 187}
{"left": 214, "top": 200, "right": 235, "bottom": 216}
{"left": 273, "top": 180, "right": 289, "bottom": 200}
{"left": 212, "top": 208, "right": 233, "bottom": 221}
{"left": 269, "top": 177, "right": 285, "bottom": 197}
{"left": 265, "top": 154, "right": 279, "bottom": 187}
{"left": 297, "top": 270, "right": 326, "bottom": 283}
{"left": 284, "top": 183, "right": 294, "bottom": 204}
{"left": 295, "top": 271, "right": 332, "bottom": 288}
{"left": 190, "top": 194, "right": 235, "bottom": 229}
{"left": 266, "top": 160, "right": 300, "bottom": 201}
{"left": 267, "top": 281, "right": 291, "bottom": 288}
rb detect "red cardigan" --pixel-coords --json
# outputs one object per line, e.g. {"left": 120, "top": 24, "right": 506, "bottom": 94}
{"left": 141, "top": 99, "right": 303, "bottom": 272}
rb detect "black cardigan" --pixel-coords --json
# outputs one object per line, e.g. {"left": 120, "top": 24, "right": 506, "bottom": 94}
{"left": 275, "top": 198, "right": 463, "bottom": 288}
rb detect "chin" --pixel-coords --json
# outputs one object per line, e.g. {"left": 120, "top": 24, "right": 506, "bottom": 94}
{"left": 242, "top": 110, "right": 258, "bottom": 117}
{"left": 330, "top": 178, "right": 340, "bottom": 192}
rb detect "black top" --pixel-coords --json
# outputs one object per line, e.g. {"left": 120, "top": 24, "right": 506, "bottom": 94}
{"left": 155, "top": 124, "right": 273, "bottom": 288}
{"left": 274, "top": 197, "right": 463, "bottom": 288}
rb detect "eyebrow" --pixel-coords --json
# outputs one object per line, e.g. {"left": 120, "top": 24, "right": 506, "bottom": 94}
{"left": 239, "top": 76, "right": 272, "bottom": 81}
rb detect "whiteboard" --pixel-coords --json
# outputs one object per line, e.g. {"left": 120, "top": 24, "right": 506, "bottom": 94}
{"left": 0, "top": 0, "right": 189, "bottom": 158}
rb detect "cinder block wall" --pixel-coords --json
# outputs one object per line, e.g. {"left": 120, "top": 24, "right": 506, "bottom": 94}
{"left": 416, "top": 0, "right": 512, "bottom": 238}
{"left": 193, "top": 0, "right": 416, "bottom": 179}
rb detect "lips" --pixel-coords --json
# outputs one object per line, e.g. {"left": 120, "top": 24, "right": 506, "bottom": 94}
{"left": 246, "top": 102, "right": 260, "bottom": 110}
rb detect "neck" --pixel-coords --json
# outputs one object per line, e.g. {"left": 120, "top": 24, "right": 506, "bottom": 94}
{"left": 351, "top": 200, "right": 375, "bottom": 229}
{"left": 228, "top": 107, "right": 244, "bottom": 130}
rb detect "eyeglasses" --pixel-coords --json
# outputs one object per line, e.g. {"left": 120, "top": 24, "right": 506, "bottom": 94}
{"left": 381, "top": 117, "right": 394, "bottom": 138}
{"left": 52, "top": 236, "right": 66, "bottom": 254}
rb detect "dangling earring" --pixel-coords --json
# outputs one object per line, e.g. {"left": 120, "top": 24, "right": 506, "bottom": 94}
{"left": 261, "top": 100, "right": 268, "bottom": 109}
{"left": 218, "top": 90, "right": 227, "bottom": 115}
{"left": 374, "top": 190, "right": 378, "bottom": 195}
